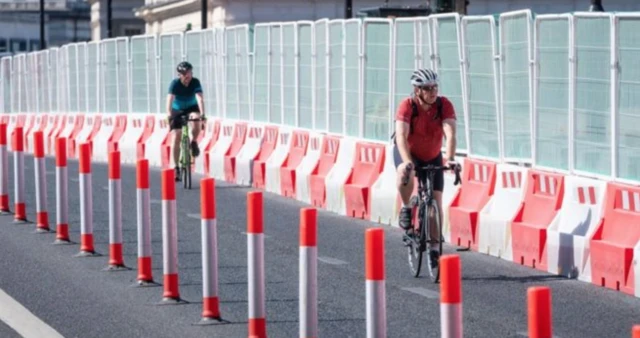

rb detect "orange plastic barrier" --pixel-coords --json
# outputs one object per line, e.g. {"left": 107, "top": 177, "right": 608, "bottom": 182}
{"left": 590, "top": 183, "right": 640, "bottom": 295}
{"left": 67, "top": 114, "right": 85, "bottom": 159}
{"left": 252, "top": 126, "right": 279, "bottom": 189}
{"left": 280, "top": 130, "right": 309, "bottom": 198}
{"left": 343, "top": 142, "right": 385, "bottom": 220}
{"left": 200, "top": 120, "right": 221, "bottom": 175}
{"left": 107, "top": 115, "right": 127, "bottom": 155}
{"left": 309, "top": 136, "right": 340, "bottom": 208}
{"left": 511, "top": 170, "right": 564, "bottom": 271}
{"left": 448, "top": 158, "right": 496, "bottom": 249}
{"left": 136, "top": 116, "right": 156, "bottom": 160}
{"left": 222, "top": 122, "right": 248, "bottom": 183}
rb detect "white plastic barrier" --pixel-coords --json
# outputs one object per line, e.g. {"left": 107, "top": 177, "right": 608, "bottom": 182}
{"left": 194, "top": 119, "right": 218, "bottom": 175}
{"left": 547, "top": 176, "right": 606, "bottom": 282}
{"left": 75, "top": 114, "right": 101, "bottom": 147}
{"left": 43, "top": 114, "right": 60, "bottom": 156}
{"left": 145, "top": 117, "right": 171, "bottom": 168}
{"left": 119, "top": 114, "right": 148, "bottom": 164}
{"left": 325, "top": 137, "right": 357, "bottom": 216}
{"left": 235, "top": 124, "right": 265, "bottom": 186}
{"left": 295, "top": 132, "right": 324, "bottom": 204}
{"left": 476, "top": 163, "right": 528, "bottom": 261}
{"left": 91, "top": 115, "right": 116, "bottom": 163}
{"left": 443, "top": 160, "right": 465, "bottom": 242}
{"left": 264, "top": 127, "right": 292, "bottom": 195}
{"left": 208, "top": 121, "right": 235, "bottom": 180}
{"left": 370, "top": 144, "right": 399, "bottom": 226}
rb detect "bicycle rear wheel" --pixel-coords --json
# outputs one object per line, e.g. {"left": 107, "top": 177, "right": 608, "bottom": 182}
{"left": 406, "top": 196, "right": 423, "bottom": 278}
{"left": 425, "top": 199, "right": 442, "bottom": 283}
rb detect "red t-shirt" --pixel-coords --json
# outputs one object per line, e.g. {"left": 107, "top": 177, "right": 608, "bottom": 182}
{"left": 395, "top": 96, "right": 456, "bottom": 162}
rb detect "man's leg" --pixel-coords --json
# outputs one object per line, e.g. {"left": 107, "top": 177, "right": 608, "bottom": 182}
{"left": 396, "top": 163, "right": 415, "bottom": 232}
{"left": 188, "top": 112, "right": 201, "bottom": 157}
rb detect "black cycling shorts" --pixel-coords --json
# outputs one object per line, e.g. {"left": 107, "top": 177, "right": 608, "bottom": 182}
{"left": 393, "top": 145, "right": 445, "bottom": 192}
{"left": 170, "top": 105, "right": 201, "bottom": 130}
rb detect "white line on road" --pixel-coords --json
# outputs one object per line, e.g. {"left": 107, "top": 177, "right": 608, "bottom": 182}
{"left": 69, "top": 178, "right": 79, "bottom": 183}
{"left": 0, "top": 287, "right": 65, "bottom": 338}
{"left": 317, "top": 256, "right": 348, "bottom": 265}
{"left": 150, "top": 199, "right": 162, "bottom": 205}
{"left": 400, "top": 287, "right": 439, "bottom": 299}
{"left": 186, "top": 213, "right": 200, "bottom": 219}
{"left": 102, "top": 186, "right": 109, "bottom": 191}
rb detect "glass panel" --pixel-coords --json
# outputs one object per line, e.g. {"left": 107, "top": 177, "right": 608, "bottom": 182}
{"left": 314, "top": 21, "right": 327, "bottom": 130}
{"left": 535, "top": 18, "right": 570, "bottom": 170}
{"left": 617, "top": 17, "right": 640, "bottom": 180}
{"left": 328, "top": 21, "right": 343, "bottom": 134}
{"left": 574, "top": 16, "right": 611, "bottom": 176}
{"left": 344, "top": 21, "right": 360, "bottom": 137}
{"left": 363, "top": 20, "right": 390, "bottom": 141}
{"left": 269, "top": 25, "right": 282, "bottom": 124}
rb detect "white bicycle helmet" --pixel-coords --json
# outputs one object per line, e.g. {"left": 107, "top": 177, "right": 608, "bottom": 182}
{"left": 410, "top": 68, "right": 439, "bottom": 87}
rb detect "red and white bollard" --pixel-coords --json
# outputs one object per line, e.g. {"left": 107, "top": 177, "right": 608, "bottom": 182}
{"left": 440, "top": 255, "right": 463, "bottom": 338}
{"left": 299, "top": 208, "right": 318, "bottom": 338}
{"left": 527, "top": 286, "right": 552, "bottom": 338}
{"left": 136, "top": 159, "right": 155, "bottom": 285}
{"left": 106, "top": 151, "right": 127, "bottom": 270}
{"left": 13, "top": 126, "right": 26, "bottom": 222}
{"left": 633, "top": 325, "right": 640, "bottom": 338}
{"left": 247, "top": 191, "right": 267, "bottom": 338}
{"left": 54, "top": 137, "right": 71, "bottom": 244}
{"left": 161, "top": 168, "right": 182, "bottom": 303}
{"left": 33, "top": 131, "right": 50, "bottom": 232}
{"left": 365, "top": 228, "right": 386, "bottom": 338}
{"left": 201, "top": 177, "right": 222, "bottom": 322}
{"left": 77, "top": 143, "right": 97, "bottom": 256}
{"left": 0, "top": 123, "right": 10, "bottom": 214}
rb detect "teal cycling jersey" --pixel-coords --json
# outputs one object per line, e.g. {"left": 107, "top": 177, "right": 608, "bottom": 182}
{"left": 168, "top": 77, "right": 203, "bottom": 110}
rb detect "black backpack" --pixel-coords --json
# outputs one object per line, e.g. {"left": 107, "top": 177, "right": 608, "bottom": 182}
{"left": 391, "top": 97, "right": 443, "bottom": 142}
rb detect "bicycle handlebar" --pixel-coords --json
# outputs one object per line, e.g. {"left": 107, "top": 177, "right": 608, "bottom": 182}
{"left": 401, "top": 163, "right": 462, "bottom": 186}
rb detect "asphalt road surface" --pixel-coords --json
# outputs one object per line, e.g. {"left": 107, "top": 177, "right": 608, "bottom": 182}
{"left": 0, "top": 155, "right": 638, "bottom": 338}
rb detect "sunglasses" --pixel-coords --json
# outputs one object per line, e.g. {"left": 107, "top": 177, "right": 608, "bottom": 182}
{"left": 419, "top": 85, "right": 438, "bottom": 92}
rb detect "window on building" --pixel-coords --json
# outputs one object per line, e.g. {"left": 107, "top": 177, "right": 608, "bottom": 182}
{"left": 0, "top": 39, "right": 7, "bottom": 53}
{"left": 30, "top": 40, "right": 40, "bottom": 51}
{"left": 9, "top": 39, "right": 27, "bottom": 53}
{"left": 124, "top": 27, "right": 143, "bottom": 37}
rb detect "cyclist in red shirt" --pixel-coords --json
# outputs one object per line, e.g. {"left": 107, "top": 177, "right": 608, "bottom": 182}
{"left": 394, "top": 69, "right": 458, "bottom": 253}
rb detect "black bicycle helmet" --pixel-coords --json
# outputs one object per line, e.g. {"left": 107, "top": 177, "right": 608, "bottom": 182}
{"left": 176, "top": 61, "right": 193, "bottom": 74}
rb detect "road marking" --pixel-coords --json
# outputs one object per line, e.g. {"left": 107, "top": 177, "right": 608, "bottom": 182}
{"left": 102, "top": 186, "right": 109, "bottom": 191}
{"left": 317, "top": 256, "right": 348, "bottom": 265}
{"left": 186, "top": 213, "right": 200, "bottom": 219}
{"left": 150, "top": 199, "right": 162, "bottom": 205}
{"left": 69, "top": 178, "right": 79, "bottom": 183}
{"left": 400, "top": 287, "right": 439, "bottom": 299}
{"left": 0, "top": 287, "right": 65, "bottom": 338}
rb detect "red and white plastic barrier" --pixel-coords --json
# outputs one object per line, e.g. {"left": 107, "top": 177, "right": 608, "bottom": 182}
{"left": 247, "top": 191, "right": 267, "bottom": 338}
{"left": 54, "top": 137, "right": 70, "bottom": 244}
{"left": 201, "top": 178, "right": 221, "bottom": 321}
{"left": 91, "top": 116, "right": 116, "bottom": 163}
{"left": 107, "top": 151, "right": 126, "bottom": 269}
{"left": 365, "top": 228, "right": 386, "bottom": 337}
{"left": 145, "top": 117, "right": 171, "bottom": 169}
{"left": 235, "top": 125, "right": 265, "bottom": 186}
{"left": 294, "top": 133, "right": 323, "bottom": 204}
{"left": 161, "top": 168, "right": 181, "bottom": 303}
{"left": 33, "top": 131, "right": 50, "bottom": 232}
{"left": 440, "top": 255, "right": 463, "bottom": 338}
{"left": 370, "top": 144, "right": 399, "bottom": 226}
{"left": 0, "top": 123, "right": 9, "bottom": 214}
{"left": 527, "top": 286, "right": 552, "bottom": 338}
{"left": 209, "top": 121, "right": 235, "bottom": 180}
{"left": 299, "top": 208, "right": 318, "bottom": 338}
{"left": 136, "top": 159, "right": 154, "bottom": 285}
{"left": 12, "top": 126, "right": 26, "bottom": 222}
{"left": 78, "top": 143, "right": 97, "bottom": 256}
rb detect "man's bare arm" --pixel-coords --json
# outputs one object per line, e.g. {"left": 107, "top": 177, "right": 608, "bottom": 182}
{"left": 195, "top": 92, "right": 205, "bottom": 116}
{"left": 442, "top": 118, "right": 457, "bottom": 161}
{"left": 395, "top": 120, "right": 413, "bottom": 163}
{"left": 166, "top": 94, "right": 174, "bottom": 116}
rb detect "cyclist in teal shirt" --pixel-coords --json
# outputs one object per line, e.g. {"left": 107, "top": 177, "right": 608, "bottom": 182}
{"left": 166, "top": 61, "right": 205, "bottom": 181}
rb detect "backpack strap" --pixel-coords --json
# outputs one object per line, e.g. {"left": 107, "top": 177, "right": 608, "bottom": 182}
{"left": 391, "top": 97, "right": 443, "bottom": 141}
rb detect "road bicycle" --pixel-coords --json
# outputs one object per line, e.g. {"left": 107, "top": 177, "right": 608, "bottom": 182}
{"left": 402, "top": 163, "right": 461, "bottom": 282}
{"left": 175, "top": 114, "right": 203, "bottom": 190}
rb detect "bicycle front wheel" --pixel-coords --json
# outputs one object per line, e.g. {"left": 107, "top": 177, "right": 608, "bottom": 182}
{"left": 425, "top": 199, "right": 442, "bottom": 283}
{"left": 407, "top": 196, "right": 423, "bottom": 278}
{"left": 181, "top": 137, "right": 192, "bottom": 189}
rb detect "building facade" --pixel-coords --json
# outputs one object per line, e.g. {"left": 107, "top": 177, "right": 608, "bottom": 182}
{"left": 87, "top": 0, "right": 145, "bottom": 40}
{"left": 0, "top": 0, "right": 90, "bottom": 53}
